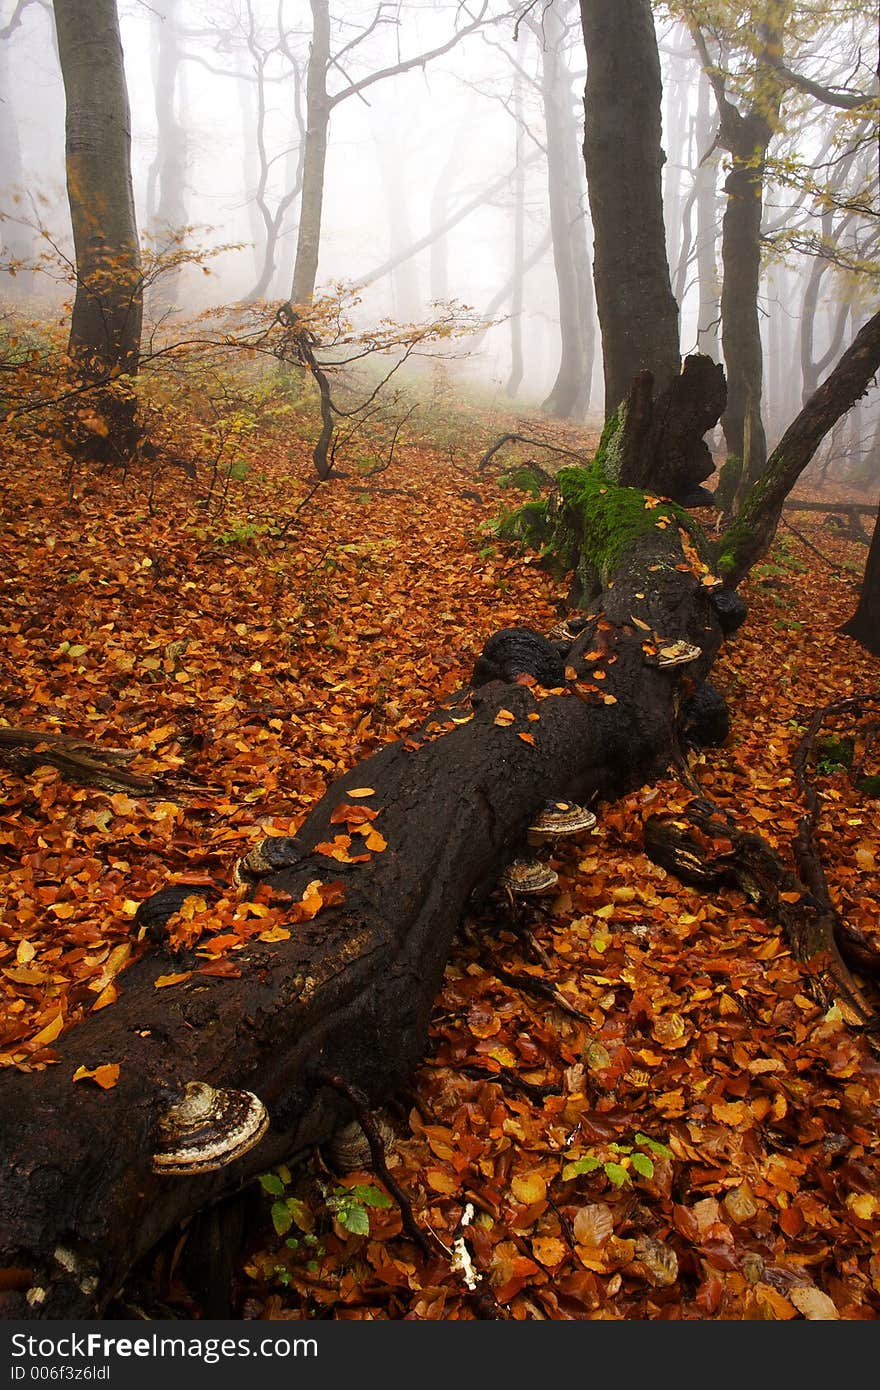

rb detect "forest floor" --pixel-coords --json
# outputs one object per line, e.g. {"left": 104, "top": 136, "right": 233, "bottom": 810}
{"left": 1, "top": 390, "right": 879, "bottom": 1321}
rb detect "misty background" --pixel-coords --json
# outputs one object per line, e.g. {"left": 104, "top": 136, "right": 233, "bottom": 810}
{"left": 1, "top": 0, "right": 877, "bottom": 470}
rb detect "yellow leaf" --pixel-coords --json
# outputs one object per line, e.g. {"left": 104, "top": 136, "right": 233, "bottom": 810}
{"left": 91, "top": 982, "right": 118, "bottom": 1012}
{"left": 848, "top": 1193, "right": 878, "bottom": 1220}
{"left": 16, "top": 940, "right": 35, "bottom": 964}
{"left": 426, "top": 1169, "right": 458, "bottom": 1195}
{"left": 154, "top": 971, "right": 193, "bottom": 989}
{"left": 348, "top": 787, "right": 376, "bottom": 797}
{"left": 30, "top": 1012, "right": 65, "bottom": 1046}
{"left": 73, "top": 1063, "right": 120, "bottom": 1089}
{"left": 364, "top": 829, "right": 387, "bottom": 852}
{"left": 494, "top": 708, "right": 515, "bottom": 726}
{"left": 258, "top": 925, "right": 292, "bottom": 943}
{"left": 511, "top": 1172, "right": 547, "bottom": 1204}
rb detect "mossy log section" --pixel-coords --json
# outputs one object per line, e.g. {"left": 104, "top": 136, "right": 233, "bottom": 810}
{"left": 0, "top": 495, "right": 726, "bottom": 1319}
{"left": 601, "top": 354, "right": 726, "bottom": 505}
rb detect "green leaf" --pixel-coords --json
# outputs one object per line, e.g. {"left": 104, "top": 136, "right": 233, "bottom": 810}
{"left": 228, "top": 459, "right": 250, "bottom": 480}
{"left": 338, "top": 1202, "right": 370, "bottom": 1236}
{"left": 635, "top": 1133, "right": 673, "bottom": 1159}
{"left": 603, "top": 1162, "right": 631, "bottom": 1188}
{"left": 631, "top": 1152, "right": 654, "bottom": 1179}
{"left": 271, "top": 1200, "right": 294, "bottom": 1236}
{"left": 562, "top": 1155, "right": 602, "bottom": 1180}
{"left": 351, "top": 1184, "right": 392, "bottom": 1209}
{"left": 259, "top": 1173, "right": 285, "bottom": 1196}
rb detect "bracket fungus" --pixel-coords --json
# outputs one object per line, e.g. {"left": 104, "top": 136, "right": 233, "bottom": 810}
{"left": 151, "top": 1081, "right": 269, "bottom": 1176}
{"left": 232, "top": 835, "right": 303, "bottom": 887}
{"left": 650, "top": 639, "right": 702, "bottom": 669}
{"left": 527, "top": 800, "right": 597, "bottom": 841}
{"left": 499, "top": 858, "right": 559, "bottom": 895}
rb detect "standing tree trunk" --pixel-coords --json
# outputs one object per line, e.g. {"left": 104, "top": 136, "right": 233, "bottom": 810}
{"left": 579, "top": 0, "right": 680, "bottom": 416}
{"left": 840, "top": 502, "right": 880, "bottom": 655}
{"left": 717, "top": 307, "right": 880, "bottom": 586}
{"left": 694, "top": 70, "right": 721, "bottom": 359}
{"left": 53, "top": 0, "right": 142, "bottom": 459}
{"left": 717, "top": 107, "right": 770, "bottom": 478}
{"left": 0, "top": 28, "right": 34, "bottom": 291}
{"left": 537, "top": 1, "right": 594, "bottom": 419}
{"left": 688, "top": 6, "right": 793, "bottom": 484}
{"left": 505, "top": 58, "right": 526, "bottom": 399}
{"left": 146, "top": 0, "right": 186, "bottom": 311}
{"left": 289, "top": 0, "right": 330, "bottom": 308}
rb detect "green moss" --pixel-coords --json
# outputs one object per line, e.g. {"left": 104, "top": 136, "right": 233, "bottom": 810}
{"left": 497, "top": 465, "right": 545, "bottom": 497}
{"left": 494, "top": 456, "right": 709, "bottom": 606}
{"left": 593, "top": 405, "right": 625, "bottom": 481}
{"left": 554, "top": 465, "right": 701, "bottom": 583}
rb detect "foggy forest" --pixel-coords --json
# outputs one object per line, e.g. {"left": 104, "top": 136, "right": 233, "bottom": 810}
{"left": 0, "top": 0, "right": 879, "bottom": 1328}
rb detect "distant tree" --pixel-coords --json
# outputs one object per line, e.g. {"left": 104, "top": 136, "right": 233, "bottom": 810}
{"left": 529, "top": 0, "right": 595, "bottom": 418}
{"left": 579, "top": 0, "right": 681, "bottom": 415}
{"left": 680, "top": 0, "right": 877, "bottom": 486}
{"left": 289, "top": 0, "right": 497, "bottom": 309}
{"left": 52, "top": 0, "right": 142, "bottom": 441}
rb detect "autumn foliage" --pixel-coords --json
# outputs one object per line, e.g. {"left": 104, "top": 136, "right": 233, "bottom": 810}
{"left": 1, "top": 381, "right": 879, "bottom": 1319}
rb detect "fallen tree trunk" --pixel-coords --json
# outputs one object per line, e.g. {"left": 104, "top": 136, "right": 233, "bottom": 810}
{"left": 0, "top": 514, "right": 727, "bottom": 1318}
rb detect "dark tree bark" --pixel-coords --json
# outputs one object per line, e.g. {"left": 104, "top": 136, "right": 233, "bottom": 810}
{"left": 839, "top": 501, "right": 880, "bottom": 656}
{"left": 579, "top": 0, "right": 680, "bottom": 415}
{"left": 0, "top": 495, "right": 728, "bottom": 1319}
{"left": 688, "top": 12, "right": 790, "bottom": 483}
{"left": 605, "top": 353, "right": 727, "bottom": 504}
{"left": 53, "top": 0, "right": 142, "bottom": 382}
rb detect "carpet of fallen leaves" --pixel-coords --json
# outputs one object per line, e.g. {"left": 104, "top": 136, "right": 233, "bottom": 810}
{"left": 1, "top": 404, "right": 879, "bottom": 1322}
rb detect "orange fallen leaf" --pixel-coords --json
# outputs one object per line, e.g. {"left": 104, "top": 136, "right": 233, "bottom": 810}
{"left": 29, "top": 1012, "right": 65, "bottom": 1047}
{"left": 517, "top": 731, "right": 536, "bottom": 746}
{"left": 154, "top": 971, "right": 193, "bottom": 989}
{"left": 73, "top": 1063, "right": 120, "bottom": 1089}
{"left": 347, "top": 788, "right": 376, "bottom": 797}
{"left": 198, "top": 959, "right": 241, "bottom": 978}
{"left": 494, "top": 708, "right": 515, "bottom": 726}
{"left": 91, "top": 982, "right": 118, "bottom": 1012}
{"left": 364, "top": 829, "right": 387, "bottom": 852}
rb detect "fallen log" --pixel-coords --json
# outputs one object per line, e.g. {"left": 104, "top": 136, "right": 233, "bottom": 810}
{"left": 0, "top": 512, "right": 728, "bottom": 1319}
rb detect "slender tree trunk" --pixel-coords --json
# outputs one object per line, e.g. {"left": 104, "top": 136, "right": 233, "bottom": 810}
{"left": 840, "top": 501, "right": 880, "bottom": 655}
{"left": 0, "top": 32, "right": 33, "bottom": 291}
{"left": 718, "top": 117, "right": 769, "bottom": 479}
{"left": 579, "top": 0, "right": 680, "bottom": 415}
{"left": 376, "top": 130, "right": 421, "bottom": 323}
{"left": 146, "top": 0, "right": 186, "bottom": 310}
{"left": 290, "top": 0, "right": 330, "bottom": 308}
{"left": 717, "top": 308, "right": 880, "bottom": 587}
{"left": 505, "top": 58, "right": 525, "bottom": 399}
{"left": 52, "top": 0, "right": 142, "bottom": 460}
{"left": 694, "top": 70, "right": 720, "bottom": 359}
{"left": 663, "top": 37, "right": 690, "bottom": 290}
{"left": 539, "top": 2, "right": 593, "bottom": 419}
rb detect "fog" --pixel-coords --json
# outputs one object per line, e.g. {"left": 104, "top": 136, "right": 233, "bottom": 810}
{"left": 1, "top": 0, "right": 878, "bottom": 458}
